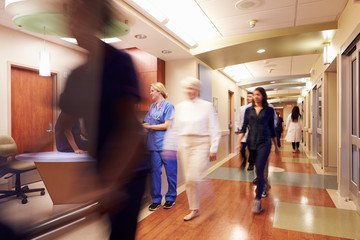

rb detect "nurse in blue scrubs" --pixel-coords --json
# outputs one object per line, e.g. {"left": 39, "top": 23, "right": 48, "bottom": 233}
{"left": 143, "top": 82, "right": 177, "bottom": 211}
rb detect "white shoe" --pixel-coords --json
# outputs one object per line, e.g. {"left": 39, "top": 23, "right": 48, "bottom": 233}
{"left": 184, "top": 210, "right": 200, "bottom": 221}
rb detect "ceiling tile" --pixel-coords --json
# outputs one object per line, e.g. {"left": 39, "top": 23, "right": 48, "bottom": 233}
{"left": 291, "top": 54, "right": 320, "bottom": 75}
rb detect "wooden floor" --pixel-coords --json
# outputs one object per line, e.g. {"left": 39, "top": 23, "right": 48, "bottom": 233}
{"left": 135, "top": 141, "right": 350, "bottom": 240}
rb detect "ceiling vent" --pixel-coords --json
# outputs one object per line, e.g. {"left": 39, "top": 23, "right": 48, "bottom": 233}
{"left": 235, "top": 0, "right": 261, "bottom": 10}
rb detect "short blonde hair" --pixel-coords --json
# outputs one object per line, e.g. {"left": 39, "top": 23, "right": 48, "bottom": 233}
{"left": 181, "top": 77, "right": 201, "bottom": 91}
{"left": 151, "top": 82, "right": 168, "bottom": 99}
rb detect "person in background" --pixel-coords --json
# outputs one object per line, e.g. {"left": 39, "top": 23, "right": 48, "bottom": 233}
{"left": 235, "top": 92, "right": 253, "bottom": 169}
{"left": 275, "top": 111, "right": 284, "bottom": 148}
{"left": 236, "top": 87, "right": 279, "bottom": 214}
{"left": 143, "top": 82, "right": 177, "bottom": 211}
{"left": 163, "top": 77, "right": 220, "bottom": 221}
{"left": 55, "top": 111, "right": 88, "bottom": 153}
{"left": 61, "top": 0, "right": 147, "bottom": 239}
{"left": 285, "top": 106, "right": 303, "bottom": 153}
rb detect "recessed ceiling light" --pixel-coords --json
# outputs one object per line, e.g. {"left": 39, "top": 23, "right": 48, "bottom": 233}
{"left": 134, "top": 34, "right": 147, "bottom": 39}
{"left": 235, "top": 0, "right": 261, "bottom": 10}
{"left": 161, "top": 50, "right": 172, "bottom": 54}
{"left": 257, "top": 49, "right": 266, "bottom": 53}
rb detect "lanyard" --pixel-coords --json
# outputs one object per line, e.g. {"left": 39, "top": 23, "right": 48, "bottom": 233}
{"left": 149, "top": 100, "right": 165, "bottom": 118}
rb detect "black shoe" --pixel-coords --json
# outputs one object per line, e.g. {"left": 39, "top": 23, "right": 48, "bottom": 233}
{"left": 240, "top": 161, "right": 246, "bottom": 169}
{"left": 252, "top": 178, "right": 258, "bottom": 185}
{"left": 163, "top": 201, "right": 175, "bottom": 209}
{"left": 148, "top": 202, "right": 161, "bottom": 211}
{"left": 247, "top": 165, "right": 254, "bottom": 171}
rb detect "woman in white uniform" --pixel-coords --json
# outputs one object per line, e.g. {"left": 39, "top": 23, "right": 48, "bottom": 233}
{"left": 163, "top": 77, "right": 220, "bottom": 221}
{"left": 285, "top": 106, "right": 303, "bottom": 152}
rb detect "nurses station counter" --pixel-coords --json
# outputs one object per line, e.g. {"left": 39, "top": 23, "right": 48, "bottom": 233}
{"left": 16, "top": 152, "right": 97, "bottom": 205}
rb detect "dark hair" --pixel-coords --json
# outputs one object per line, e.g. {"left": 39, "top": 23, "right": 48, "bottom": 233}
{"left": 247, "top": 91, "right": 253, "bottom": 95}
{"left": 291, "top": 106, "right": 301, "bottom": 122}
{"left": 252, "top": 87, "right": 268, "bottom": 107}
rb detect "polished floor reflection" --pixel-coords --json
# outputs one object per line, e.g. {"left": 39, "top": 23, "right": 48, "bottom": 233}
{"left": 135, "top": 141, "right": 359, "bottom": 240}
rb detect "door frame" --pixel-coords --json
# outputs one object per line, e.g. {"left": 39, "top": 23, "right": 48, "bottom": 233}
{"left": 8, "top": 62, "right": 58, "bottom": 149}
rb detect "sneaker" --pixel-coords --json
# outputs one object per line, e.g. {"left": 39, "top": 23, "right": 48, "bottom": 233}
{"left": 292, "top": 149, "right": 296, "bottom": 153}
{"left": 247, "top": 164, "right": 254, "bottom": 171}
{"left": 163, "top": 201, "right": 175, "bottom": 209}
{"left": 262, "top": 185, "right": 268, "bottom": 198}
{"left": 251, "top": 199, "right": 262, "bottom": 214}
{"left": 148, "top": 202, "right": 161, "bottom": 211}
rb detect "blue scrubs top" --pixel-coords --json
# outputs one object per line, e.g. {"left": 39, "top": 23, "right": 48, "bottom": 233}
{"left": 144, "top": 99, "right": 174, "bottom": 151}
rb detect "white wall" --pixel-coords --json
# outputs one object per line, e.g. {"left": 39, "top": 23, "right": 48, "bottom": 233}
{"left": 0, "top": 25, "right": 86, "bottom": 135}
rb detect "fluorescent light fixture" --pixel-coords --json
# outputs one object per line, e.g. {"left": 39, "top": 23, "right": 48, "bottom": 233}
{"left": 61, "top": 38, "right": 121, "bottom": 44}
{"left": 270, "top": 81, "right": 276, "bottom": 84}
{"left": 61, "top": 38, "right": 78, "bottom": 44}
{"left": 101, "top": 38, "right": 122, "bottom": 43}
{"left": 165, "top": 21, "right": 197, "bottom": 48}
{"left": 131, "top": 0, "right": 168, "bottom": 23}
{"left": 257, "top": 49, "right": 266, "bottom": 53}
{"left": 222, "top": 64, "right": 253, "bottom": 82}
{"left": 39, "top": 50, "right": 50, "bottom": 76}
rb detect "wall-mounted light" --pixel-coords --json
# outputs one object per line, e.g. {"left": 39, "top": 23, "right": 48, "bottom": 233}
{"left": 257, "top": 49, "right": 266, "bottom": 53}
{"left": 297, "top": 97, "right": 303, "bottom": 104}
{"left": 323, "top": 42, "right": 331, "bottom": 65}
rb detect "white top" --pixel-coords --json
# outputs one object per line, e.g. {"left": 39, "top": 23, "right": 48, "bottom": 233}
{"left": 285, "top": 114, "right": 303, "bottom": 142}
{"left": 235, "top": 103, "right": 252, "bottom": 142}
{"left": 163, "top": 98, "right": 221, "bottom": 153}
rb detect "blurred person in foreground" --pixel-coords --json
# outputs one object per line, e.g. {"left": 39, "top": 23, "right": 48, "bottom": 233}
{"left": 61, "top": 0, "right": 147, "bottom": 239}
{"left": 143, "top": 83, "right": 177, "bottom": 211}
{"left": 162, "top": 77, "right": 220, "bottom": 221}
{"left": 236, "top": 87, "right": 279, "bottom": 214}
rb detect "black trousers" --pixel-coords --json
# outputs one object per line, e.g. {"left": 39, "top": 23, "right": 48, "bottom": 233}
{"left": 240, "top": 142, "right": 247, "bottom": 163}
{"left": 249, "top": 142, "right": 272, "bottom": 200}
{"left": 292, "top": 142, "right": 300, "bottom": 149}
{"left": 109, "top": 169, "right": 147, "bottom": 240}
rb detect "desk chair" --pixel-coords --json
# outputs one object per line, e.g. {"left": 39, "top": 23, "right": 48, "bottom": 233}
{"left": 0, "top": 135, "right": 45, "bottom": 204}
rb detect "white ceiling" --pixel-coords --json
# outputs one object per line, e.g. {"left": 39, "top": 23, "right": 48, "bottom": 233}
{"left": 0, "top": 0, "right": 349, "bottom": 102}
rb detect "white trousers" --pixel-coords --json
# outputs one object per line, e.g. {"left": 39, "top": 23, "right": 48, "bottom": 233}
{"left": 178, "top": 135, "right": 210, "bottom": 210}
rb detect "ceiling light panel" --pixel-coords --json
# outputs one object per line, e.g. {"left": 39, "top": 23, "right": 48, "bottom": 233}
{"left": 222, "top": 64, "right": 253, "bottom": 82}
{"left": 130, "top": 0, "right": 168, "bottom": 23}
{"left": 150, "top": 0, "right": 220, "bottom": 41}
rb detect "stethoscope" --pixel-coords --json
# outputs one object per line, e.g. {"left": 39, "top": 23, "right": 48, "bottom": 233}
{"left": 148, "top": 100, "right": 165, "bottom": 120}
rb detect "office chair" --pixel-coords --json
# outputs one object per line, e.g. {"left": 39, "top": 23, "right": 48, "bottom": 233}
{"left": 0, "top": 135, "right": 45, "bottom": 204}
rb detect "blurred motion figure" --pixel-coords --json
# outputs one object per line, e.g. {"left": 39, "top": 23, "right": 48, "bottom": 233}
{"left": 163, "top": 77, "right": 220, "bottom": 221}
{"left": 61, "top": 0, "right": 147, "bottom": 239}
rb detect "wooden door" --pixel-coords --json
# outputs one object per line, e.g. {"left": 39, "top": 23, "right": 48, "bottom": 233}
{"left": 11, "top": 66, "right": 54, "bottom": 154}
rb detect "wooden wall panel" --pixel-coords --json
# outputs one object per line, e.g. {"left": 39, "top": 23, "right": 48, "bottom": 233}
{"left": 125, "top": 48, "right": 166, "bottom": 111}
